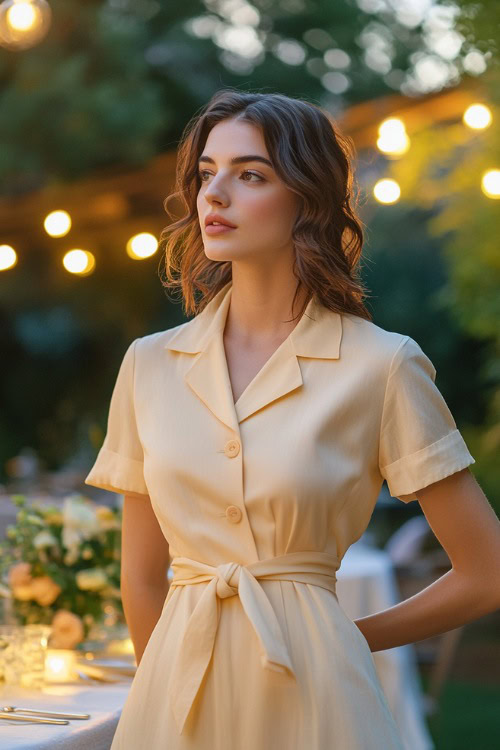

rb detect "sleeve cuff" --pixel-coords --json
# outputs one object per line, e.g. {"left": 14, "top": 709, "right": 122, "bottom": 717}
{"left": 84, "top": 448, "right": 149, "bottom": 496}
{"left": 381, "top": 428, "right": 475, "bottom": 502}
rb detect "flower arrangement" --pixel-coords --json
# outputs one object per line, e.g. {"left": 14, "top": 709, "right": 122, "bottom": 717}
{"left": 0, "top": 494, "right": 123, "bottom": 649}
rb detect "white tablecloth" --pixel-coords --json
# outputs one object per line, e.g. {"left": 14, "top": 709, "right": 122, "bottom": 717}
{"left": 336, "top": 540, "right": 435, "bottom": 750}
{"left": 1, "top": 541, "right": 434, "bottom": 750}
{"left": 0, "top": 681, "right": 131, "bottom": 750}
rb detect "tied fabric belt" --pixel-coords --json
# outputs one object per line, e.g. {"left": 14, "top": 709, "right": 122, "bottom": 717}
{"left": 166, "top": 550, "right": 340, "bottom": 735}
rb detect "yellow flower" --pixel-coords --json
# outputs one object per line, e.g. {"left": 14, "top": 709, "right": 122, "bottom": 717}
{"left": 76, "top": 568, "right": 108, "bottom": 592}
{"left": 95, "top": 506, "right": 114, "bottom": 522}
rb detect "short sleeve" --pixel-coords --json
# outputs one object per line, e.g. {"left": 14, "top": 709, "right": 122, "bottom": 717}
{"left": 379, "top": 336, "right": 475, "bottom": 503}
{"left": 85, "top": 339, "right": 149, "bottom": 496}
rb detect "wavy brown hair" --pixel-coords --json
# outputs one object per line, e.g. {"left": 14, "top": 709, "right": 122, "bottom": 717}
{"left": 159, "top": 87, "right": 372, "bottom": 322}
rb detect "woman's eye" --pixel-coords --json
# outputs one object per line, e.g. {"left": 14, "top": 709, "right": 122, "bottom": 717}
{"left": 198, "top": 170, "right": 263, "bottom": 182}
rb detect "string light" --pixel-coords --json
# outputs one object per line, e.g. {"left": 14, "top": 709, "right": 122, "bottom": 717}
{"left": 126, "top": 232, "right": 158, "bottom": 260}
{"left": 44, "top": 210, "right": 71, "bottom": 237}
{"left": 0, "top": 0, "right": 52, "bottom": 51}
{"left": 481, "top": 169, "right": 500, "bottom": 199}
{"left": 62, "top": 249, "right": 95, "bottom": 275}
{"left": 376, "top": 118, "right": 410, "bottom": 157}
{"left": 0, "top": 244, "right": 17, "bottom": 270}
{"left": 373, "top": 178, "right": 401, "bottom": 205}
{"left": 463, "top": 103, "right": 492, "bottom": 131}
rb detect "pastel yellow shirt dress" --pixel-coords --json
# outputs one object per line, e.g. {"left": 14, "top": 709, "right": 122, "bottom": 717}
{"left": 85, "top": 281, "right": 475, "bottom": 749}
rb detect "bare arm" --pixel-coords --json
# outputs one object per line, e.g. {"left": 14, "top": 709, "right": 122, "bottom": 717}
{"left": 121, "top": 492, "right": 171, "bottom": 666}
{"left": 355, "top": 468, "right": 500, "bottom": 652}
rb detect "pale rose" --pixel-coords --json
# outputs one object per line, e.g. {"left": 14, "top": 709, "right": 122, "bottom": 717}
{"left": 30, "top": 575, "right": 62, "bottom": 606}
{"left": 50, "top": 610, "right": 85, "bottom": 649}
{"left": 76, "top": 568, "right": 108, "bottom": 592}
{"left": 8, "top": 562, "right": 33, "bottom": 588}
{"left": 33, "top": 530, "right": 58, "bottom": 549}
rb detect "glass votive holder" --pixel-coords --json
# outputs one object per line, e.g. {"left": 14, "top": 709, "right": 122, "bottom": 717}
{"left": 44, "top": 649, "right": 78, "bottom": 683}
{"left": 0, "top": 623, "right": 52, "bottom": 689}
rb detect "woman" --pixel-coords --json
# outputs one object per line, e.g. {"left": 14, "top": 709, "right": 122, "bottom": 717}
{"left": 85, "top": 89, "right": 500, "bottom": 749}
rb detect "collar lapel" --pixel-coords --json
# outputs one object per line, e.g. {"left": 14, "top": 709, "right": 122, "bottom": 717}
{"left": 235, "top": 294, "right": 342, "bottom": 422}
{"left": 166, "top": 282, "right": 238, "bottom": 432}
{"left": 165, "top": 282, "right": 342, "bottom": 427}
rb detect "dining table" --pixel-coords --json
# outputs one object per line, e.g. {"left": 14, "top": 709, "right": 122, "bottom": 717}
{"left": 0, "top": 679, "right": 132, "bottom": 750}
{"left": 0, "top": 538, "right": 434, "bottom": 750}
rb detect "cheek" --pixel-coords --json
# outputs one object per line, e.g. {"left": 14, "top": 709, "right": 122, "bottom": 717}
{"left": 244, "top": 193, "right": 297, "bottom": 231}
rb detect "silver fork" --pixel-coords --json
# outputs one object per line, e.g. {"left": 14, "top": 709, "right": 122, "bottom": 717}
{"left": 1, "top": 705, "right": 90, "bottom": 719}
{"left": 0, "top": 712, "right": 69, "bottom": 725}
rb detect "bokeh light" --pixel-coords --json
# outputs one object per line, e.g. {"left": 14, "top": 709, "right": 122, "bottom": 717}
{"left": 126, "top": 232, "right": 158, "bottom": 260}
{"left": 376, "top": 118, "right": 410, "bottom": 156}
{"left": 62, "top": 249, "right": 95, "bottom": 275}
{"left": 481, "top": 169, "right": 500, "bottom": 199}
{"left": 0, "top": 244, "right": 17, "bottom": 270}
{"left": 463, "top": 103, "right": 492, "bottom": 131}
{"left": 44, "top": 210, "right": 72, "bottom": 237}
{"left": 373, "top": 178, "right": 401, "bottom": 204}
{"left": 0, "top": 0, "right": 52, "bottom": 50}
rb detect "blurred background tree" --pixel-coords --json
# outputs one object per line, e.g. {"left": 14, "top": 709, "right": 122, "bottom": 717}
{"left": 0, "top": 0, "right": 498, "bottom": 512}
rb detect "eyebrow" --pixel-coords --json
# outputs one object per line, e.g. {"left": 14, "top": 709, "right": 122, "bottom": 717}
{"left": 198, "top": 154, "right": 273, "bottom": 168}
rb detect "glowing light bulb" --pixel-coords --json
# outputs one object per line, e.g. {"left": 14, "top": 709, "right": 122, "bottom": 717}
{"left": 0, "top": 244, "right": 17, "bottom": 270}
{"left": 481, "top": 169, "right": 500, "bottom": 199}
{"left": 44, "top": 210, "right": 72, "bottom": 237}
{"left": 0, "top": 0, "right": 52, "bottom": 51}
{"left": 373, "top": 178, "right": 401, "bottom": 205}
{"left": 376, "top": 118, "right": 410, "bottom": 156}
{"left": 63, "top": 249, "right": 95, "bottom": 275}
{"left": 126, "top": 232, "right": 158, "bottom": 260}
{"left": 463, "top": 103, "right": 492, "bottom": 131}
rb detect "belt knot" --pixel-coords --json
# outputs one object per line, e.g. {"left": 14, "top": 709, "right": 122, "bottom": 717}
{"left": 166, "top": 550, "right": 339, "bottom": 736}
{"left": 215, "top": 562, "right": 240, "bottom": 598}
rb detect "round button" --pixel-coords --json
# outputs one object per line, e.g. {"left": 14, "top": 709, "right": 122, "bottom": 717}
{"left": 224, "top": 439, "right": 240, "bottom": 458}
{"left": 225, "top": 505, "right": 242, "bottom": 523}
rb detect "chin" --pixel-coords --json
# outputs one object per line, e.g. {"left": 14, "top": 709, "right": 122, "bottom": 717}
{"left": 203, "top": 248, "right": 239, "bottom": 262}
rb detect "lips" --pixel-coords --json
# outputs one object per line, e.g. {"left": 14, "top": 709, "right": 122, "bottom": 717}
{"left": 204, "top": 224, "right": 236, "bottom": 235}
{"left": 205, "top": 214, "right": 237, "bottom": 228}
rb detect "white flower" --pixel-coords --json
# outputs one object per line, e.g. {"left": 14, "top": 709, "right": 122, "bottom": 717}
{"left": 33, "top": 530, "right": 58, "bottom": 549}
{"left": 61, "top": 495, "right": 100, "bottom": 550}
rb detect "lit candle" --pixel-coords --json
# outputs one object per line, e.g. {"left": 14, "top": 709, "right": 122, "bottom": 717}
{"left": 44, "top": 649, "right": 78, "bottom": 683}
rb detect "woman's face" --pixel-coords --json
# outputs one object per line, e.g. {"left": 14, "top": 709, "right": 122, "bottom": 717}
{"left": 196, "top": 118, "right": 300, "bottom": 267}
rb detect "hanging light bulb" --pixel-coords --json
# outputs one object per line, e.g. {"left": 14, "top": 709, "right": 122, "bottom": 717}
{"left": 126, "top": 232, "right": 159, "bottom": 260}
{"left": 0, "top": 244, "right": 17, "bottom": 271}
{"left": 63, "top": 249, "right": 95, "bottom": 276}
{"left": 44, "top": 210, "right": 72, "bottom": 237}
{"left": 376, "top": 118, "right": 410, "bottom": 157}
{"left": 373, "top": 178, "right": 401, "bottom": 205}
{"left": 0, "top": 0, "right": 52, "bottom": 51}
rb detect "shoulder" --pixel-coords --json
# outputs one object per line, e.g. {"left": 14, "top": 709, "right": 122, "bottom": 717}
{"left": 341, "top": 314, "right": 435, "bottom": 386}
{"left": 340, "top": 312, "right": 411, "bottom": 364}
{"left": 130, "top": 320, "right": 192, "bottom": 358}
